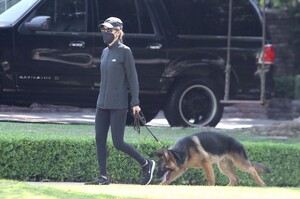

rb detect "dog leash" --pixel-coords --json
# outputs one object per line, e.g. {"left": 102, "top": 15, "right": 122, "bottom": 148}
{"left": 132, "top": 111, "right": 163, "bottom": 146}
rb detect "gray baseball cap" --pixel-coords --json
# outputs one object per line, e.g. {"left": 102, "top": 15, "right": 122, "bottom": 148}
{"left": 100, "top": 17, "right": 123, "bottom": 30}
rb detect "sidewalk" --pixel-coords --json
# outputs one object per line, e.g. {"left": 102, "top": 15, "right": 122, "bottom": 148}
{"left": 0, "top": 106, "right": 282, "bottom": 129}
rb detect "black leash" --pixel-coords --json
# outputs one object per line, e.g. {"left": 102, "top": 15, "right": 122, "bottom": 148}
{"left": 132, "top": 111, "right": 163, "bottom": 146}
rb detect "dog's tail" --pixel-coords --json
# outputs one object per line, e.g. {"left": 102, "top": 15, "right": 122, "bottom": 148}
{"left": 252, "top": 162, "right": 270, "bottom": 173}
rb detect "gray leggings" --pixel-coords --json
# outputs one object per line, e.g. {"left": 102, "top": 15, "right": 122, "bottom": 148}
{"left": 95, "top": 108, "right": 146, "bottom": 177}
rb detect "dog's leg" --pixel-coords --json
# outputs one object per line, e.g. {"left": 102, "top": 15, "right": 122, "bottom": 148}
{"left": 218, "top": 159, "right": 239, "bottom": 186}
{"left": 248, "top": 167, "right": 266, "bottom": 186}
{"left": 202, "top": 160, "right": 215, "bottom": 186}
{"left": 232, "top": 157, "right": 266, "bottom": 186}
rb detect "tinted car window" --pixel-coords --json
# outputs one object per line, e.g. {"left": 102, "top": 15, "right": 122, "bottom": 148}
{"left": 0, "top": 0, "right": 37, "bottom": 26}
{"left": 162, "top": 0, "right": 261, "bottom": 36}
{"left": 36, "top": 0, "right": 86, "bottom": 32}
{"left": 0, "top": 0, "right": 21, "bottom": 14}
{"left": 97, "top": 0, "right": 153, "bottom": 34}
{"left": 232, "top": 0, "right": 262, "bottom": 36}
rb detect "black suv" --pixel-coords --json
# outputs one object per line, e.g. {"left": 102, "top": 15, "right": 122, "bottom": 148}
{"left": 0, "top": 0, "right": 274, "bottom": 127}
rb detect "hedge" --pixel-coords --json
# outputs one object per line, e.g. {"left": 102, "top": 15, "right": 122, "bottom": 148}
{"left": 0, "top": 138, "right": 299, "bottom": 187}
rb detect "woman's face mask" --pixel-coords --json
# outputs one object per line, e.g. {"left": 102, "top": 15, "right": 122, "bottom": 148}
{"left": 102, "top": 32, "right": 115, "bottom": 44}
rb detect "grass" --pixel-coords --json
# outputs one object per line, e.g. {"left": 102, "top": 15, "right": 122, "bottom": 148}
{"left": 0, "top": 121, "right": 299, "bottom": 144}
{"left": 1, "top": 180, "right": 300, "bottom": 199}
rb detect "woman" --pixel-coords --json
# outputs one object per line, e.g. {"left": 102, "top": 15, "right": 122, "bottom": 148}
{"left": 85, "top": 17, "right": 155, "bottom": 185}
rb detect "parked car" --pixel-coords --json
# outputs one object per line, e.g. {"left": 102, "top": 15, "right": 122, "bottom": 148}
{"left": 0, "top": 0, "right": 274, "bottom": 127}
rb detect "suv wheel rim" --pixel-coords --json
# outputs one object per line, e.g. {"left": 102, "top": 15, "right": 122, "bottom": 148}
{"left": 179, "top": 84, "right": 217, "bottom": 127}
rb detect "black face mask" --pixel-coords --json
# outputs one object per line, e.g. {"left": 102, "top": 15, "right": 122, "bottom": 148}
{"left": 102, "top": 32, "right": 115, "bottom": 44}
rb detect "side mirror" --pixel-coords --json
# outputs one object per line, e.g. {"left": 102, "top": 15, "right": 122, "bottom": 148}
{"left": 24, "top": 16, "right": 51, "bottom": 31}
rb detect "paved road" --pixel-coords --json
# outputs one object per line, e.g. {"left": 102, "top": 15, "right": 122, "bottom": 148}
{"left": 0, "top": 104, "right": 282, "bottom": 129}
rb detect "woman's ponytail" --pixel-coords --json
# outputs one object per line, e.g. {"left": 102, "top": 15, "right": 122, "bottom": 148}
{"left": 119, "top": 30, "right": 124, "bottom": 43}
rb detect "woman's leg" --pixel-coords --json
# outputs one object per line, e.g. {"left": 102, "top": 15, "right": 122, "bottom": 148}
{"left": 95, "top": 108, "right": 110, "bottom": 177}
{"left": 110, "top": 109, "right": 146, "bottom": 166}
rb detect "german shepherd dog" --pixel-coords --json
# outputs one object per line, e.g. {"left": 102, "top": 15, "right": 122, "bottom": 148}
{"left": 154, "top": 132, "right": 270, "bottom": 186}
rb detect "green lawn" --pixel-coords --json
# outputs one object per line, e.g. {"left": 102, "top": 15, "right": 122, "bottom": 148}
{"left": 0, "top": 121, "right": 299, "bottom": 144}
{"left": 0, "top": 180, "right": 299, "bottom": 199}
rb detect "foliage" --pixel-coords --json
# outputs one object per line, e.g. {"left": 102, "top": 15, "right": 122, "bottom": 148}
{"left": 295, "top": 75, "right": 300, "bottom": 98}
{"left": 266, "top": 0, "right": 300, "bottom": 74}
{"left": 260, "top": 0, "right": 300, "bottom": 74}
{"left": 0, "top": 135, "right": 299, "bottom": 187}
{"left": 260, "top": 0, "right": 297, "bottom": 9}
{"left": 273, "top": 76, "right": 295, "bottom": 98}
{"left": 0, "top": 122, "right": 299, "bottom": 186}
{"left": 289, "top": 3, "right": 300, "bottom": 74}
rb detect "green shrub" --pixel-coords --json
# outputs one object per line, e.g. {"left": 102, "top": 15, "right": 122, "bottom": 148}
{"left": 260, "top": 0, "right": 296, "bottom": 9}
{"left": 295, "top": 75, "right": 300, "bottom": 99}
{"left": 0, "top": 137, "right": 299, "bottom": 187}
{"left": 274, "top": 76, "right": 295, "bottom": 98}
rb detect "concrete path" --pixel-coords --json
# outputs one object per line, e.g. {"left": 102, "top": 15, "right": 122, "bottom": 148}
{"left": 0, "top": 109, "right": 282, "bottom": 129}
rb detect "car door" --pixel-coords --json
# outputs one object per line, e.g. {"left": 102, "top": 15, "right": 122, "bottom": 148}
{"left": 15, "top": 0, "right": 96, "bottom": 101}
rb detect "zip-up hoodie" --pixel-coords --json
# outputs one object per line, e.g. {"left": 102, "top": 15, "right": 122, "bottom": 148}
{"left": 97, "top": 40, "right": 140, "bottom": 109}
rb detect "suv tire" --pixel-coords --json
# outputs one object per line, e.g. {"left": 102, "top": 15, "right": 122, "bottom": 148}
{"left": 164, "top": 78, "right": 223, "bottom": 127}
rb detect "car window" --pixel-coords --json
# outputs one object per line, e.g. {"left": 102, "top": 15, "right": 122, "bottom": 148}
{"left": 0, "top": 0, "right": 38, "bottom": 26}
{"left": 35, "top": 0, "right": 87, "bottom": 32}
{"left": 97, "top": 0, "right": 154, "bottom": 34}
{"left": 232, "top": 0, "right": 262, "bottom": 36}
{"left": 0, "top": 0, "right": 21, "bottom": 14}
{"left": 162, "top": 0, "right": 261, "bottom": 36}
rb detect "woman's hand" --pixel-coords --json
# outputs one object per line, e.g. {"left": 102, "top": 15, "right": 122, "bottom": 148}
{"left": 132, "top": 106, "right": 141, "bottom": 115}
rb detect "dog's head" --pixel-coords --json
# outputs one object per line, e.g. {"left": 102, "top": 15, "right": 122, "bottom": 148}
{"left": 153, "top": 146, "right": 179, "bottom": 184}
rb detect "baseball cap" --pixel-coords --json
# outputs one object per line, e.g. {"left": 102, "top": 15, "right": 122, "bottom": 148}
{"left": 99, "top": 17, "right": 123, "bottom": 30}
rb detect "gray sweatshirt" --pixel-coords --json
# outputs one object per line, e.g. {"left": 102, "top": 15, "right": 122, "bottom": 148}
{"left": 96, "top": 40, "right": 140, "bottom": 109}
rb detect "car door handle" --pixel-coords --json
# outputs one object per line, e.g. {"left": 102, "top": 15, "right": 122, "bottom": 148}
{"left": 147, "top": 43, "right": 162, "bottom": 50}
{"left": 69, "top": 41, "right": 85, "bottom": 48}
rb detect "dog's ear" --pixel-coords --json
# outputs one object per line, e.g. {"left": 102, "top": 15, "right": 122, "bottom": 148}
{"left": 152, "top": 150, "right": 163, "bottom": 157}
{"left": 162, "top": 147, "right": 169, "bottom": 160}
{"left": 153, "top": 147, "right": 170, "bottom": 159}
